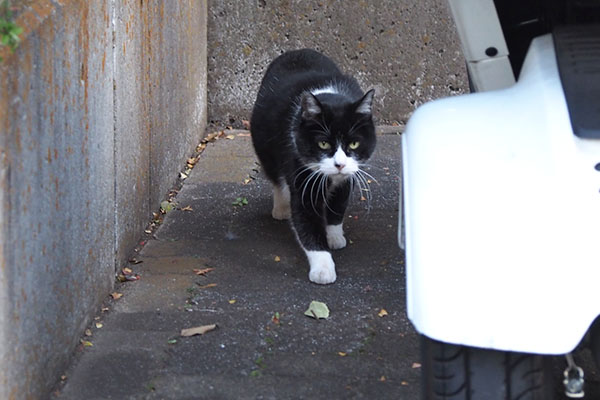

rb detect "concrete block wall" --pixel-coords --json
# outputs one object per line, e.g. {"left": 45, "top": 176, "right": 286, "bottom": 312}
{"left": 207, "top": 0, "right": 468, "bottom": 127}
{"left": 0, "top": 1, "right": 207, "bottom": 398}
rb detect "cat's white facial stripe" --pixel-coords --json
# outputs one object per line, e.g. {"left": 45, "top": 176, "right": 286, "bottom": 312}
{"left": 333, "top": 147, "right": 348, "bottom": 168}
{"left": 319, "top": 146, "right": 359, "bottom": 176}
{"left": 311, "top": 85, "right": 338, "bottom": 96}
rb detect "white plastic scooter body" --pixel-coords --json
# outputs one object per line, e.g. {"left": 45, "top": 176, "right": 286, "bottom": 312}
{"left": 401, "top": 34, "right": 600, "bottom": 355}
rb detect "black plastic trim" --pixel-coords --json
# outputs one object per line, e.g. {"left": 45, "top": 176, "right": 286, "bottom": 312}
{"left": 554, "top": 25, "right": 600, "bottom": 139}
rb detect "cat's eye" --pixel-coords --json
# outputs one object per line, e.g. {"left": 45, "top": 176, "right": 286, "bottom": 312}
{"left": 349, "top": 141, "right": 360, "bottom": 150}
{"left": 318, "top": 141, "right": 331, "bottom": 150}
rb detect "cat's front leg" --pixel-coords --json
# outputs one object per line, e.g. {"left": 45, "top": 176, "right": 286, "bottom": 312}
{"left": 325, "top": 179, "right": 352, "bottom": 249}
{"left": 291, "top": 196, "right": 336, "bottom": 284}
{"left": 271, "top": 181, "right": 291, "bottom": 220}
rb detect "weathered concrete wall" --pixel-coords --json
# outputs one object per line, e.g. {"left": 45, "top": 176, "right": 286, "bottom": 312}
{"left": 207, "top": 0, "right": 468, "bottom": 126}
{"left": 0, "top": 1, "right": 207, "bottom": 399}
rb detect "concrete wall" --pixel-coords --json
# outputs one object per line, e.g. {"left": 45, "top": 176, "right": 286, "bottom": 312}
{"left": 207, "top": 0, "right": 468, "bottom": 126}
{"left": 0, "top": 1, "right": 207, "bottom": 398}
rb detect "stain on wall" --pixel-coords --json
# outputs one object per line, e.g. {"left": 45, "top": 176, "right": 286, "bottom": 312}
{"left": 0, "top": 1, "right": 207, "bottom": 398}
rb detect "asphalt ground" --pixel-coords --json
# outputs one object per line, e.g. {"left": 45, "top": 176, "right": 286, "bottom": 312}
{"left": 54, "top": 131, "right": 420, "bottom": 399}
{"left": 52, "top": 130, "right": 600, "bottom": 399}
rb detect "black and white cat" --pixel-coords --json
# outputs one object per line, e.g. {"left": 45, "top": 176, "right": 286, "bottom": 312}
{"left": 250, "top": 49, "right": 376, "bottom": 284}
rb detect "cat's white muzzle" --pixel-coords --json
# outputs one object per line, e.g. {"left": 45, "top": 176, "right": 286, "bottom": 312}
{"left": 319, "top": 147, "right": 359, "bottom": 176}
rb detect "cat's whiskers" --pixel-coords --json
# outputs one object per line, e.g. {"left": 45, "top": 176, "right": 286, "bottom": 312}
{"left": 320, "top": 174, "right": 337, "bottom": 215}
{"left": 346, "top": 119, "right": 362, "bottom": 137}
{"left": 293, "top": 164, "right": 318, "bottom": 187}
{"left": 312, "top": 118, "right": 331, "bottom": 136}
{"left": 356, "top": 163, "right": 380, "bottom": 184}
{"left": 301, "top": 169, "right": 321, "bottom": 212}
{"left": 353, "top": 169, "right": 373, "bottom": 212}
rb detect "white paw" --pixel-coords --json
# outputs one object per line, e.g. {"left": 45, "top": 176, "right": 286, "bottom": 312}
{"left": 272, "top": 183, "right": 291, "bottom": 220}
{"left": 272, "top": 205, "right": 291, "bottom": 220}
{"left": 306, "top": 251, "right": 336, "bottom": 284}
{"left": 326, "top": 224, "right": 346, "bottom": 249}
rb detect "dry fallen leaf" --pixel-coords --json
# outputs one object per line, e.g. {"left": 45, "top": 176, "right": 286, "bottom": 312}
{"left": 187, "top": 157, "right": 198, "bottom": 166}
{"left": 122, "top": 267, "right": 133, "bottom": 275}
{"left": 80, "top": 339, "right": 93, "bottom": 347}
{"left": 180, "top": 324, "right": 217, "bottom": 337}
{"left": 304, "top": 301, "right": 330, "bottom": 319}
{"left": 412, "top": 362, "right": 422, "bottom": 369}
{"left": 401, "top": 381, "right": 409, "bottom": 386}
{"left": 84, "top": 329, "right": 92, "bottom": 337}
{"left": 379, "top": 376, "right": 387, "bottom": 382}
{"left": 95, "top": 322, "right": 103, "bottom": 329}
{"left": 338, "top": 352, "right": 347, "bottom": 357}
{"left": 378, "top": 308, "right": 388, "bottom": 317}
{"left": 274, "top": 256, "right": 281, "bottom": 262}
{"left": 193, "top": 267, "right": 215, "bottom": 276}
{"left": 196, "top": 283, "right": 217, "bottom": 289}
{"left": 181, "top": 205, "right": 193, "bottom": 212}
{"left": 225, "top": 134, "right": 235, "bottom": 140}
{"left": 228, "top": 299, "right": 237, "bottom": 304}
{"left": 111, "top": 292, "right": 123, "bottom": 300}
{"left": 196, "top": 143, "right": 207, "bottom": 152}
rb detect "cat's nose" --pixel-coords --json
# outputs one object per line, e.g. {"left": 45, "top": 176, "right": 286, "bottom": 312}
{"left": 335, "top": 163, "right": 345, "bottom": 171}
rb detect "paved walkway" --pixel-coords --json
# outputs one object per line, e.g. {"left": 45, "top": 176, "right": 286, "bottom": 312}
{"left": 54, "top": 131, "right": 419, "bottom": 399}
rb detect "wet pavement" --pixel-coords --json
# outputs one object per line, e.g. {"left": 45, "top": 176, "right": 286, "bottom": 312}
{"left": 54, "top": 131, "right": 420, "bottom": 399}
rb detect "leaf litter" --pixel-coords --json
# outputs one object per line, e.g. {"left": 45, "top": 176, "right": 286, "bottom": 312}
{"left": 180, "top": 324, "right": 217, "bottom": 337}
{"left": 304, "top": 301, "right": 330, "bottom": 319}
{"left": 193, "top": 267, "right": 215, "bottom": 276}
{"left": 196, "top": 283, "right": 217, "bottom": 289}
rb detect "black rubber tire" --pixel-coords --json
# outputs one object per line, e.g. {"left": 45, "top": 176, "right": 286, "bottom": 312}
{"left": 591, "top": 318, "right": 600, "bottom": 370}
{"left": 421, "top": 335, "right": 555, "bottom": 400}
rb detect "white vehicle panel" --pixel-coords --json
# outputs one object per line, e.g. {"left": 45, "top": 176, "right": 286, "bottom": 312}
{"left": 402, "top": 34, "right": 600, "bottom": 354}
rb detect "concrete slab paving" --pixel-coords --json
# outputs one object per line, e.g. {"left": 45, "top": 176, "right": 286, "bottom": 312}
{"left": 54, "top": 132, "right": 420, "bottom": 399}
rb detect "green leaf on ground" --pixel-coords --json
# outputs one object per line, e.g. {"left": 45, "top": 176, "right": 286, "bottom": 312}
{"left": 304, "top": 301, "right": 330, "bottom": 319}
{"left": 160, "top": 200, "right": 175, "bottom": 214}
{"left": 232, "top": 197, "right": 249, "bottom": 206}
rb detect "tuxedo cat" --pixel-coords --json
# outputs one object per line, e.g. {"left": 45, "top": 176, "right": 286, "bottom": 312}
{"left": 250, "top": 49, "right": 376, "bottom": 284}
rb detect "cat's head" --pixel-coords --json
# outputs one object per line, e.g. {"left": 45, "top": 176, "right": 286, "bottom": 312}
{"left": 295, "top": 89, "right": 376, "bottom": 178}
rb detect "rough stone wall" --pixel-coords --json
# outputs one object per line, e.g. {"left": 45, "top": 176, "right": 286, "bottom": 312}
{"left": 0, "top": 1, "right": 207, "bottom": 398}
{"left": 207, "top": 0, "right": 468, "bottom": 127}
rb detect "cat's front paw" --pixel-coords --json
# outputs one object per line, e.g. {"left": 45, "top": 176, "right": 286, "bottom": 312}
{"left": 326, "top": 224, "right": 346, "bottom": 249}
{"left": 272, "top": 183, "right": 291, "bottom": 220}
{"left": 271, "top": 205, "right": 291, "bottom": 220}
{"left": 306, "top": 251, "right": 336, "bottom": 284}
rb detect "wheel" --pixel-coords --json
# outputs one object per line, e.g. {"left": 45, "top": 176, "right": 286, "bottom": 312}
{"left": 421, "top": 335, "right": 555, "bottom": 400}
{"left": 591, "top": 318, "right": 600, "bottom": 369}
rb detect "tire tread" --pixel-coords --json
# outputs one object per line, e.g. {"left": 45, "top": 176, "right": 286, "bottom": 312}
{"left": 421, "top": 335, "right": 554, "bottom": 400}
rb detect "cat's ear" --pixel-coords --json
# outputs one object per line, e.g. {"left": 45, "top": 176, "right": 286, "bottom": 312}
{"left": 354, "top": 89, "right": 375, "bottom": 115}
{"left": 300, "top": 92, "right": 322, "bottom": 120}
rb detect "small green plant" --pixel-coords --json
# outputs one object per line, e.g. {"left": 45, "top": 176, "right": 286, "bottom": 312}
{"left": 232, "top": 197, "right": 248, "bottom": 207}
{"left": 0, "top": 0, "right": 22, "bottom": 62}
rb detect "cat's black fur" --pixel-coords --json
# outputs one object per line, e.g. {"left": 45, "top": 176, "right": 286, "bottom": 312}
{"left": 250, "top": 49, "right": 376, "bottom": 284}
